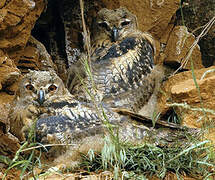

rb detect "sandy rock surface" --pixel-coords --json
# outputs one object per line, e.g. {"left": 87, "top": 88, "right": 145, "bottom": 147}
{"left": 164, "top": 26, "right": 203, "bottom": 70}
{"left": 0, "top": 50, "right": 20, "bottom": 92}
{"left": 0, "top": 0, "right": 45, "bottom": 49}
{"left": 157, "top": 66, "right": 215, "bottom": 143}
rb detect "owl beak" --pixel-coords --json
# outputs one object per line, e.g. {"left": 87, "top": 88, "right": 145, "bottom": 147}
{"left": 38, "top": 89, "right": 45, "bottom": 105}
{"left": 112, "top": 27, "right": 119, "bottom": 42}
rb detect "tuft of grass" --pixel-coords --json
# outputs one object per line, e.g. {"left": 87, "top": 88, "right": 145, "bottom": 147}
{"left": 2, "top": 119, "right": 45, "bottom": 180}
{"left": 80, "top": 136, "right": 215, "bottom": 179}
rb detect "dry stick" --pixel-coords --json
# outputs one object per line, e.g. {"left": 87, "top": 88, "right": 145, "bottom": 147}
{"left": 79, "top": 0, "right": 95, "bottom": 89}
{"left": 172, "top": 16, "right": 215, "bottom": 76}
{"left": 167, "top": 103, "right": 215, "bottom": 116}
{"left": 200, "top": 69, "right": 215, "bottom": 80}
{"left": 78, "top": 0, "right": 108, "bottom": 124}
{"left": 79, "top": 0, "right": 95, "bottom": 101}
{"left": 78, "top": 3, "right": 118, "bottom": 145}
{"left": 79, "top": 0, "right": 91, "bottom": 68}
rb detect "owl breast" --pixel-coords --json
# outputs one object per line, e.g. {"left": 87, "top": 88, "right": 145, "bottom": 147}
{"left": 78, "top": 36, "right": 155, "bottom": 112}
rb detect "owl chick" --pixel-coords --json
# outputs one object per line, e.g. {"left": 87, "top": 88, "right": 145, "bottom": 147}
{"left": 8, "top": 70, "right": 68, "bottom": 141}
{"left": 8, "top": 70, "right": 121, "bottom": 142}
{"left": 67, "top": 7, "right": 163, "bottom": 116}
{"left": 8, "top": 70, "right": 125, "bottom": 167}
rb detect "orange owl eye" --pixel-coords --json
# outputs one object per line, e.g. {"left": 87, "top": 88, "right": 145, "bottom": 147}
{"left": 25, "top": 84, "right": 34, "bottom": 91}
{"left": 48, "top": 84, "right": 57, "bottom": 92}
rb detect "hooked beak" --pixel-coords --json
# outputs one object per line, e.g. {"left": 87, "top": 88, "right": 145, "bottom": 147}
{"left": 112, "top": 27, "right": 119, "bottom": 42}
{"left": 37, "top": 89, "right": 45, "bottom": 105}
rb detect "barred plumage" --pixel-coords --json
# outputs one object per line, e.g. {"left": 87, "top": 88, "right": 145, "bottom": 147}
{"left": 67, "top": 7, "right": 159, "bottom": 114}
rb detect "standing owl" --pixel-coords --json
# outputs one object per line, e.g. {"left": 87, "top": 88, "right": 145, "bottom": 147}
{"left": 67, "top": 7, "right": 163, "bottom": 116}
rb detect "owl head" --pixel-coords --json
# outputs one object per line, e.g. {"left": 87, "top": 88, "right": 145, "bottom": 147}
{"left": 16, "top": 70, "right": 69, "bottom": 106}
{"left": 91, "top": 7, "right": 138, "bottom": 43}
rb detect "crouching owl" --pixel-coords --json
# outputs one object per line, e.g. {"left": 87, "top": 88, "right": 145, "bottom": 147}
{"left": 67, "top": 7, "right": 163, "bottom": 116}
{"left": 8, "top": 70, "right": 121, "bottom": 142}
{"left": 8, "top": 70, "right": 199, "bottom": 169}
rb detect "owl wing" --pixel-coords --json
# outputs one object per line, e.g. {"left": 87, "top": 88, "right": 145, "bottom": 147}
{"left": 35, "top": 100, "right": 122, "bottom": 144}
{"left": 34, "top": 99, "right": 200, "bottom": 152}
{"left": 66, "top": 34, "right": 160, "bottom": 113}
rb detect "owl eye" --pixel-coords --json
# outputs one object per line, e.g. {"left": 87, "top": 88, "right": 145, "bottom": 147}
{"left": 121, "top": 20, "right": 131, "bottom": 26}
{"left": 98, "top": 22, "right": 109, "bottom": 30}
{"left": 25, "top": 84, "right": 34, "bottom": 91}
{"left": 48, "top": 84, "right": 57, "bottom": 92}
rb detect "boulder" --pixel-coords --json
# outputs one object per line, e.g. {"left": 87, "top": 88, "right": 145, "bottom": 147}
{"left": 0, "top": 50, "right": 20, "bottom": 154}
{"left": 0, "top": 93, "right": 20, "bottom": 157}
{"left": 0, "top": 0, "right": 56, "bottom": 77}
{"left": 164, "top": 26, "right": 203, "bottom": 70}
{"left": 0, "top": 129, "right": 20, "bottom": 157}
{"left": 0, "top": 0, "right": 45, "bottom": 50}
{"left": 9, "top": 36, "right": 57, "bottom": 74}
{"left": 0, "top": 50, "right": 20, "bottom": 92}
{"left": 158, "top": 66, "right": 215, "bottom": 128}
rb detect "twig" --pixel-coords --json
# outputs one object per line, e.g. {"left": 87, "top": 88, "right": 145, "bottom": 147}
{"left": 78, "top": 0, "right": 110, "bottom": 124}
{"left": 79, "top": 0, "right": 91, "bottom": 67}
{"left": 200, "top": 69, "right": 215, "bottom": 80}
{"left": 21, "top": 143, "right": 76, "bottom": 152}
{"left": 167, "top": 103, "right": 215, "bottom": 116}
{"left": 172, "top": 16, "right": 215, "bottom": 75}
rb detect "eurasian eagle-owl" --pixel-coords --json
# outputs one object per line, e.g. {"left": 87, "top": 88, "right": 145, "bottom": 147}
{"left": 67, "top": 7, "right": 162, "bottom": 115}
{"left": 9, "top": 70, "right": 120, "bottom": 143}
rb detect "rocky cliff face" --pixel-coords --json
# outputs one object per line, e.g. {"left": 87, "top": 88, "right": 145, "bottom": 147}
{"left": 0, "top": 0, "right": 56, "bottom": 112}
{"left": 0, "top": 0, "right": 214, "bottom": 153}
{"left": 176, "top": 0, "right": 215, "bottom": 67}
